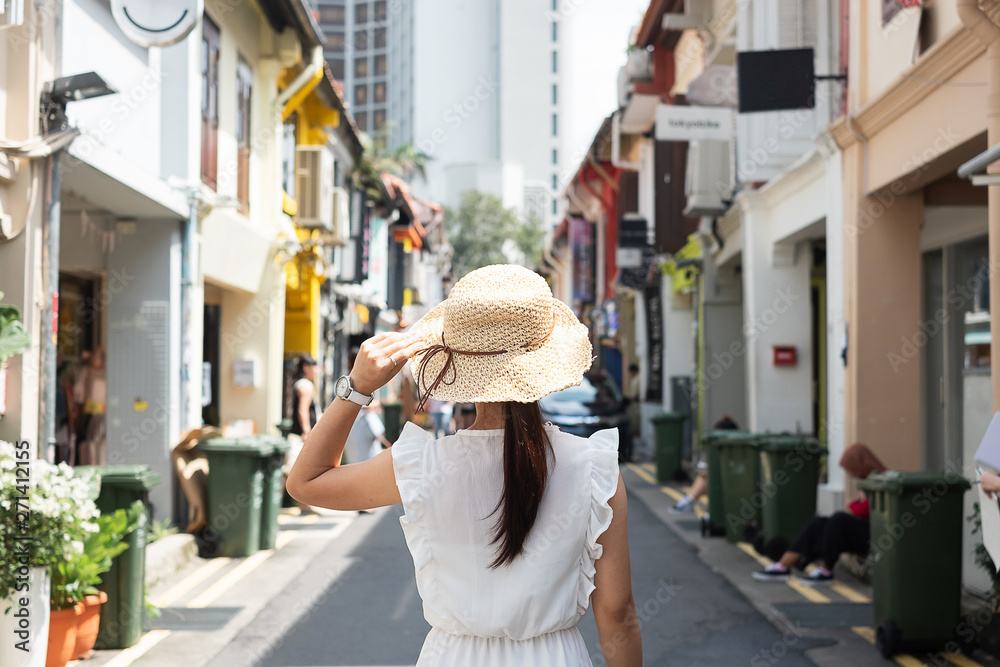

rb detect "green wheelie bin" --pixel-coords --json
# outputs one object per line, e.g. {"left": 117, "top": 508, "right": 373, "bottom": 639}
{"left": 77, "top": 465, "right": 161, "bottom": 650}
{"left": 196, "top": 436, "right": 271, "bottom": 557}
{"left": 758, "top": 436, "right": 827, "bottom": 545}
{"left": 382, "top": 402, "right": 403, "bottom": 444}
{"left": 858, "top": 471, "right": 972, "bottom": 658}
{"left": 699, "top": 431, "right": 752, "bottom": 537}
{"left": 259, "top": 435, "right": 292, "bottom": 550}
{"left": 716, "top": 434, "right": 762, "bottom": 542}
{"left": 652, "top": 412, "right": 687, "bottom": 483}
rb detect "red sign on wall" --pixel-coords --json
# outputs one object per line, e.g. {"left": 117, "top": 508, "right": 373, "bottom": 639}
{"left": 773, "top": 346, "right": 797, "bottom": 366}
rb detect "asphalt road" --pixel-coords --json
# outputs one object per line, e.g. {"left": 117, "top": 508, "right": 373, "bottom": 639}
{"left": 216, "top": 488, "right": 824, "bottom": 666}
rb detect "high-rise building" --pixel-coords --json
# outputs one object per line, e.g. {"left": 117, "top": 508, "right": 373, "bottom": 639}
{"left": 413, "top": 0, "right": 570, "bottom": 224}
{"left": 314, "top": 0, "right": 415, "bottom": 147}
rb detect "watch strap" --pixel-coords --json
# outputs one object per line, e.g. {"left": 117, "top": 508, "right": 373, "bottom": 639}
{"left": 346, "top": 388, "right": 374, "bottom": 406}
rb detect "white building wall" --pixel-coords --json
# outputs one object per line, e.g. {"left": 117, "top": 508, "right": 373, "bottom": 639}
{"left": 62, "top": 0, "right": 164, "bottom": 177}
{"left": 820, "top": 144, "right": 846, "bottom": 513}
{"left": 739, "top": 192, "right": 813, "bottom": 434}
{"left": 734, "top": 0, "right": 838, "bottom": 185}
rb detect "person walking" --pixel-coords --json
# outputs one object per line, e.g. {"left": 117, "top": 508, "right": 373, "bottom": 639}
{"left": 288, "top": 265, "right": 641, "bottom": 666}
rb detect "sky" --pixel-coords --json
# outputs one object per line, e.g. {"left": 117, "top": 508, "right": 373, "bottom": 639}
{"left": 566, "top": 0, "right": 651, "bottom": 167}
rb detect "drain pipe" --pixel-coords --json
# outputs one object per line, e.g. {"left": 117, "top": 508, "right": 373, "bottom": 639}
{"left": 957, "top": 0, "right": 1000, "bottom": 411}
{"left": 277, "top": 45, "right": 324, "bottom": 121}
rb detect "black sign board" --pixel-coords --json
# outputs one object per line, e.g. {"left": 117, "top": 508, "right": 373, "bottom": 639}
{"left": 644, "top": 283, "right": 663, "bottom": 402}
{"left": 619, "top": 217, "right": 650, "bottom": 249}
{"left": 737, "top": 48, "right": 815, "bottom": 113}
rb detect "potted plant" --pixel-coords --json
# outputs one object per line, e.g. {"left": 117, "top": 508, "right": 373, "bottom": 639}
{"left": 0, "top": 443, "right": 99, "bottom": 667}
{"left": 60, "top": 501, "right": 143, "bottom": 660}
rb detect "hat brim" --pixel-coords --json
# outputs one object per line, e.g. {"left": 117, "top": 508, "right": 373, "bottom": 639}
{"left": 408, "top": 298, "right": 593, "bottom": 404}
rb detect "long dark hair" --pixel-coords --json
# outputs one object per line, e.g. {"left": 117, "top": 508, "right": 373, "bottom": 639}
{"left": 488, "top": 401, "right": 552, "bottom": 568}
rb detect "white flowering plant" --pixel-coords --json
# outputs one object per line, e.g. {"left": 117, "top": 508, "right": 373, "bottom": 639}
{"left": 1, "top": 440, "right": 100, "bottom": 611}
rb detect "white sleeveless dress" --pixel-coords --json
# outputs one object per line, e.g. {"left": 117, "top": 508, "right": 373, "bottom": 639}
{"left": 391, "top": 421, "right": 620, "bottom": 666}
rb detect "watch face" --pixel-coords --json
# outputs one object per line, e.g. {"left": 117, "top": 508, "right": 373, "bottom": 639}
{"left": 335, "top": 376, "right": 350, "bottom": 398}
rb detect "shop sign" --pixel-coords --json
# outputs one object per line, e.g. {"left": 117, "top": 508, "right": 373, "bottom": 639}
{"left": 644, "top": 283, "right": 663, "bottom": 402}
{"left": 111, "top": 0, "right": 203, "bottom": 48}
{"left": 655, "top": 105, "right": 734, "bottom": 142}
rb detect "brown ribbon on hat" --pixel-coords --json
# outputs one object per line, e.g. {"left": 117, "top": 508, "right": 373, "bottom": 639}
{"left": 414, "top": 315, "right": 556, "bottom": 412}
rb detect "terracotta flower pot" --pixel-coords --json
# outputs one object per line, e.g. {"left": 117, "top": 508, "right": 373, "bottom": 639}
{"left": 45, "top": 603, "right": 82, "bottom": 667}
{"left": 72, "top": 592, "right": 108, "bottom": 660}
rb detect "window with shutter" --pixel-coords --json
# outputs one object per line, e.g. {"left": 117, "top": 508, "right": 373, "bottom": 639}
{"left": 236, "top": 57, "right": 252, "bottom": 215}
{"left": 777, "top": 0, "right": 817, "bottom": 48}
{"left": 201, "top": 14, "right": 220, "bottom": 190}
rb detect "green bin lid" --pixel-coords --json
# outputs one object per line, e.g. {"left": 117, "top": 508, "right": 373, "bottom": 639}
{"left": 76, "top": 464, "right": 162, "bottom": 490}
{"left": 196, "top": 435, "right": 277, "bottom": 456}
{"left": 651, "top": 412, "right": 687, "bottom": 423}
{"left": 758, "top": 436, "right": 827, "bottom": 455}
{"left": 707, "top": 432, "right": 760, "bottom": 448}
{"left": 702, "top": 430, "right": 753, "bottom": 444}
{"left": 857, "top": 470, "right": 971, "bottom": 494}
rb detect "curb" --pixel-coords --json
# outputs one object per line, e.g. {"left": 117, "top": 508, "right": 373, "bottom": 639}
{"left": 145, "top": 533, "right": 198, "bottom": 591}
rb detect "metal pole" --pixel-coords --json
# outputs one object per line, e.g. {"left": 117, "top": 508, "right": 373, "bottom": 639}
{"left": 180, "top": 196, "right": 197, "bottom": 431}
{"left": 39, "top": 149, "right": 60, "bottom": 460}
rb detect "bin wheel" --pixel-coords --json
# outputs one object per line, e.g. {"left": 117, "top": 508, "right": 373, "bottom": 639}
{"left": 700, "top": 516, "right": 709, "bottom": 537}
{"left": 955, "top": 615, "right": 979, "bottom": 657}
{"left": 876, "top": 620, "right": 898, "bottom": 659}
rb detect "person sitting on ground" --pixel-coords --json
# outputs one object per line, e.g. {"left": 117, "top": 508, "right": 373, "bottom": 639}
{"left": 670, "top": 415, "right": 740, "bottom": 514}
{"left": 752, "top": 442, "right": 887, "bottom": 585}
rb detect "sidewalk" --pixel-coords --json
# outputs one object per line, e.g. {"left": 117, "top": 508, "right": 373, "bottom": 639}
{"left": 622, "top": 460, "right": 1000, "bottom": 667}
{"left": 70, "top": 507, "right": 376, "bottom": 667}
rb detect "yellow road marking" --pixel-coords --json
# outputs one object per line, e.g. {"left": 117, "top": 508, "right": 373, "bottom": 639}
{"left": 831, "top": 581, "right": 871, "bottom": 604}
{"left": 943, "top": 653, "right": 983, "bottom": 667}
{"left": 629, "top": 462, "right": 657, "bottom": 484}
{"left": 737, "top": 541, "right": 773, "bottom": 568}
{"left": 853, "top": 626, "right": 876, "bottom": 643}
{"left": 893, "top": 655, "right": 929, "bottom": 667}
{"left": 852, "top": 627, "right": 934, "bottom": 667}
{"left": 152, "top": 557, "right": 232, "bottom": 607}
{"left": 100, "top": 629, "right": 171, "bottom": 667}
{"left": 660, "top": 485, "right": 684, "bottom": 502}
{"left": 641, "top": 461, "right": 656, "bottom": 474}
{"left": 786, "top": 577, "right": 830, "bottom": 604}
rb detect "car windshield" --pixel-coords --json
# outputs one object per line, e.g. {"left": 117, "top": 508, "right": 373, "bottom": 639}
{"left": 546, "top": 374, "right": 621, "bottom": 404}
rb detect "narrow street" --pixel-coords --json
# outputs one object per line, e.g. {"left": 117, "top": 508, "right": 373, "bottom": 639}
{"left": 178, "top": 484, "right": 822, "bottom": 667}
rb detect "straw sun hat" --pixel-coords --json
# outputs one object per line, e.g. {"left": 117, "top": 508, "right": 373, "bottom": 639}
{"left": 409, "top": 264, "right": 593, "bottom": 406}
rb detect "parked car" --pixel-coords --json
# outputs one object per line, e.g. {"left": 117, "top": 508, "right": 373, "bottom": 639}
{"left": 540, "top": 371, "right": 633, "bottom": 460}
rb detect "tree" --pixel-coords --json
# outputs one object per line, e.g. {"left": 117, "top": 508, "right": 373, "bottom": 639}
{"left": 351, "top": 126, "right": 430, "bottom": 207}
{"left": 446, "top": 190, "right": 546, "bottom": 279}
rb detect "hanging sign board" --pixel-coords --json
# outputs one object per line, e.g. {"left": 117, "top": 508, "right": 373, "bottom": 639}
{"left": 111, "top": 0, "right": 203, "bottom": 48}
{"left": 655, "top": 105, "right": 734, "bottom": 142}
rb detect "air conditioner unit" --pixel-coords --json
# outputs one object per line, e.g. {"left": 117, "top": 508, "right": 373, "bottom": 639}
{"left": 684, "top": 140, "right": 730, "bottom": 217}
{"left": 294, "top": 146, "right": 335, "bottom": 230}
{"left": 332, "top": 186, "right": 350, "bottom": 242}
{"left": 0, "top": 0, "right": 25, "bottom": 28}
{"left": 617, "top": 49, "right": 654, "bottom": 108}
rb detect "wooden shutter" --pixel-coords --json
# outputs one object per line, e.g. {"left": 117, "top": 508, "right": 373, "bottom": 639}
{"left": 236, "top": 57, "right": 252, "bottom": 214}
{"left": 201, "top": 15, "right": 220, "bottom": 190}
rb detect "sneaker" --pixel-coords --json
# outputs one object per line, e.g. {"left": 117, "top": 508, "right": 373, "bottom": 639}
{"left": 752, "top": 563, "right": 791, "bottom": 582}
{"left": 799, "top": 568, "right": 834, "bottom": 585}
{"left": 669, "top": 496, "right": 695, "bottom": 514}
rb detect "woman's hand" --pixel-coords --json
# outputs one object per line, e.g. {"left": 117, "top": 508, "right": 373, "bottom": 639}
{"left": 350, "top": 332, "right": 425, "bottom": 396}
{"left": 982, "top": 470, "right": 1000, "bottom": 499}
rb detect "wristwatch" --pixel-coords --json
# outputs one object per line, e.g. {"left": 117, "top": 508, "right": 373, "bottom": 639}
{"left": 335, "top": 375, "right": 374, "bottom": 406}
